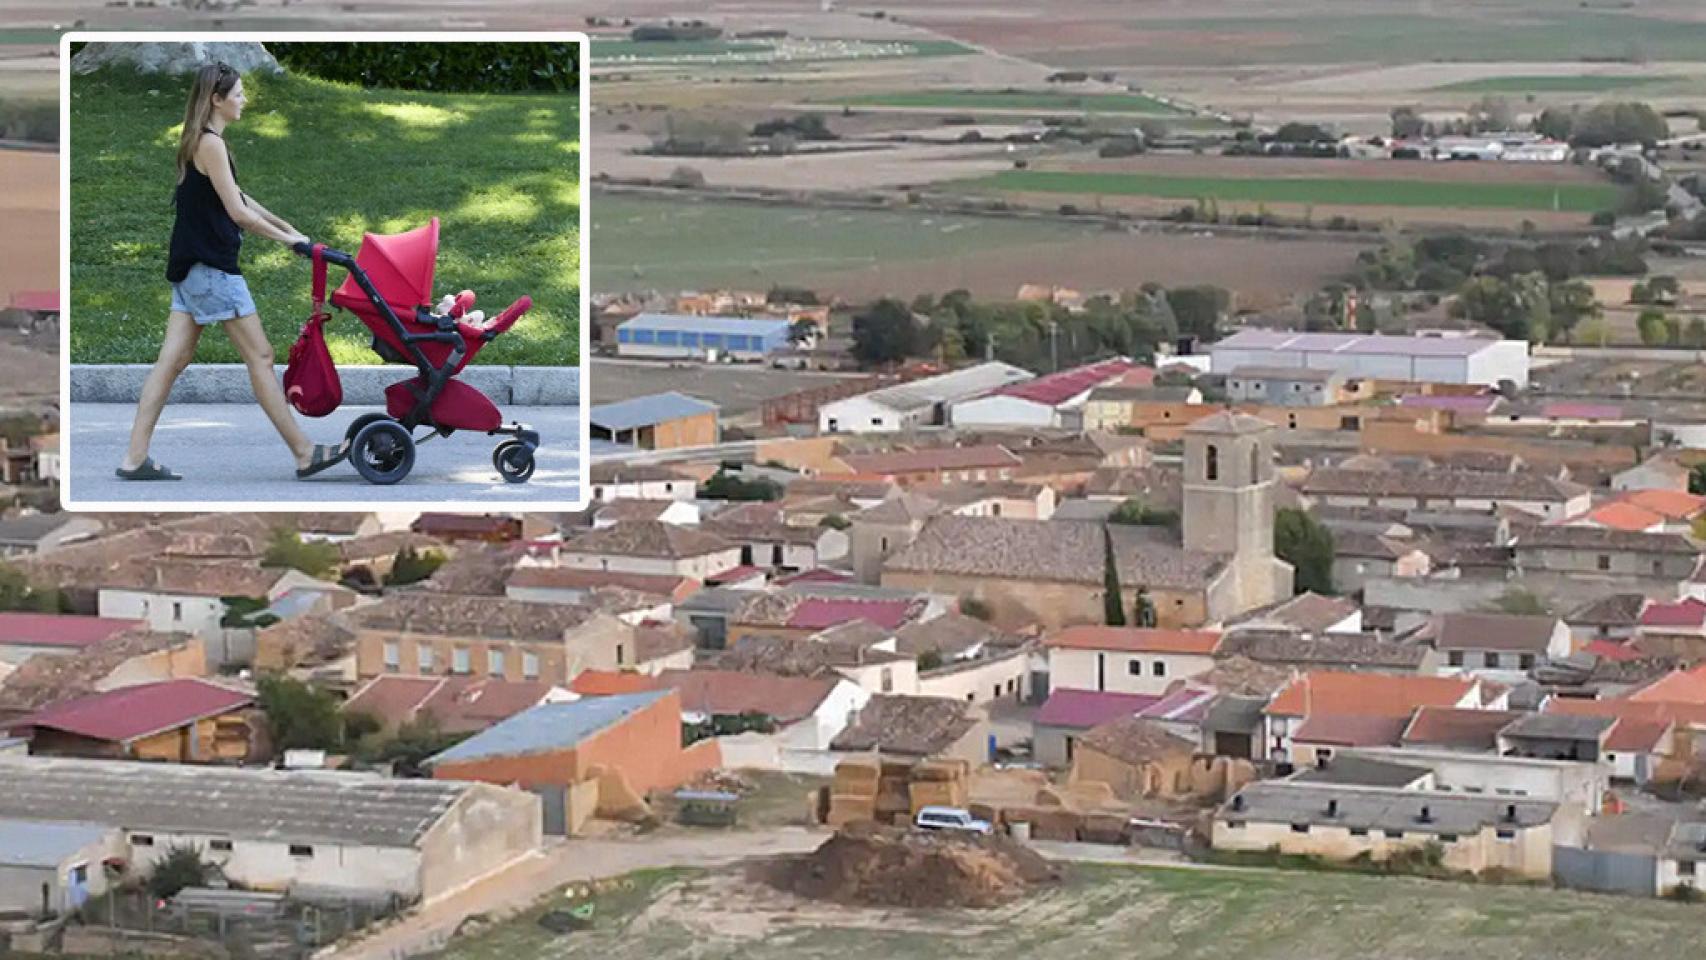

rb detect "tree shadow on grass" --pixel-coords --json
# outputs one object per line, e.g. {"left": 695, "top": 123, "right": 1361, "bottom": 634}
{"left": 69, "top": 68, "right": 581, "bottom": 367}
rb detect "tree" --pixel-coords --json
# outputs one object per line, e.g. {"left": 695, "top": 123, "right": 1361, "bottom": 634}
{"left": 916, "top": 649, "right": 944, "bottom": 671}
{"left": 257, "top": 674, "right": 345, "bottom": 752}
{"left": 1547, "top": 279, "right": 1599, "bottom": 343}
{"left": 1389, "top": 106, "right": 1426, "bottom": 139}
{"left": 958, "top": 596, "right": 993, "bottom": 621}
{"left": 1487, "top": 588, "right": 1550, "bottom": 617}
{"left": 1465, "top": 95, "right": 1516, "bottom": 134}
{"left": 1274, "top": 122, "right": 1333, "bottom": 144}
{"left": 368, "top": 717, "right": 471, "bottom": 778}
{"left": 1568, "top": 101, "right": 1668, "bottom": 148}
{"left": 1532, "top": 106, "right": 1576, "bottom": 142}
{"left": 147, "top": 845, "right": 210, "bottom": 900}
{"left": 1452, "top": 274, "right": 1550, "bottom": 343}
{"left": 1573, "top": 315, "right": 1611, "bottom": 347}
{"left": 387, "top": 546, "right": 447, "bottom": 587}
{"left": 1274, "top": 508, "right": 1334, "bottom": 596}
{"left": 262, "top": 526, "right": 342, "bottom": 580}
{"left": 1131, "top": 587, "right": 1157, "bottom": 628}
{"left": 819, "top": 513, "right": 851, "bottom": 530}
{"left": 1690, "top": 464, "right": 1706, "bottom": 496}
{"left": 788, "top": 318, "right": 818, "bottom": 345}
{"left": 1110, "top": 498, "right": 1179, "bottom": 528}
{"left": 219, "top": 595, "right": 280, "bottom": 629}
{"left": 850, "top": 298, "right": 923, "bottom": 367}
{"left": 1638, "top": 308, "right": 1671, "bottom": 346}
{"left": 699, "top": 471, "right": 782, "bottom": 501}
{"left": 0, "top": 563, "right": 69, "bottom": 613}
{"left": 1165, "top": 286, "right": 1230, "bottom": 342}
{"left": 1686, "top": 317, "right": 1706, "bottom": 349}
{"left": 1102, "top": 529, "right": 1126, "bottom": 627}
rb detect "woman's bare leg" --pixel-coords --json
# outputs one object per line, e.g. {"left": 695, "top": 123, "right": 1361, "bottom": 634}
{"left": 224, "top": 312, "right": 315, "bottom": 469}
{"left": 121, "top": 311, "right": 203, "bottom": 471}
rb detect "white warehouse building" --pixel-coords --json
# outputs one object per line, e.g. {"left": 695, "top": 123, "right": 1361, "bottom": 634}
{"left": 1209, "top": 330, "right": 1529, "bottom": 387}
{"left": 819, "top": 362, "right": 1033, "bottom": 434}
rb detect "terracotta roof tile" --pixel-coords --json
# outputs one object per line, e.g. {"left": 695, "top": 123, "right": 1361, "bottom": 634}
{"left": 1292, "top": 712, "right": 1411, "bottom": 747}
{"left": 1267, "top": 671, "right": 1477, "bottom": 718}
{"left": 655, "top": 668, "right": 837, "bottom": 725}
{"left": 837, "top": 445, "right": 1022, "bottom": 476}
{"left": 830, "top": 694, "right": 976, "bottom": 756}
{"left": 1400, "top": 707, "right": 1524, "bottom": 751}
{"left": 1077, "top": 715, "right": 1195, "bottom": 765}
{"left": 565, "top": 522, "right": 736, "bottom": 560}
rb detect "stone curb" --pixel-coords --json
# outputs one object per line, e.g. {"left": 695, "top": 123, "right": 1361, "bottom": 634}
{"left": 69, "top": 364, "right": 582, "bottom": 406}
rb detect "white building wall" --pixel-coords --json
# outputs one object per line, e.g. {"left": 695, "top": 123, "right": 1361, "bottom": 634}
{"left": 950, "top": 396, "right": 1055, "bottom": 428}
{"left": 1047, "top": 647, "right": 1216, "bottom": 697}
{"left": 1465, "top": 341, "right": 1531, "bottom": 387}
{"left": 590, "top": 478, "right": 696, "bottom": 502}
{"left": 820, "top": 396, "right": 913, "bottom": 434}
{"left": 98, "top": 589, "right": 224, "bottom": 639}
{"left": 124, "top": 831, "right": 423, "bottom": 897}
{"left": 918, "top": 653, "right": 1030, "bottom": 705}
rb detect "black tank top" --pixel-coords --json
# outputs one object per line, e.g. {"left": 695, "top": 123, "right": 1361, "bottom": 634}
{"left": 166, "top": 129, "right": 243, "bottom": 282}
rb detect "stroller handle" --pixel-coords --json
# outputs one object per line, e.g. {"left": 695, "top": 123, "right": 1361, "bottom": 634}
{"left": 294, "top": 241, "right": 355, "bottom": 268}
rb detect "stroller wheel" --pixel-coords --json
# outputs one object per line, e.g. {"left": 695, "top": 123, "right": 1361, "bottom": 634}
{"left": 493, "top": 441, "right": 535, "bottom": 484}
{"left": 344, "top": 413, "right": 391, "bottom": 447}
{"left": 352, "top": 420, "right": 415, "bottom": 485}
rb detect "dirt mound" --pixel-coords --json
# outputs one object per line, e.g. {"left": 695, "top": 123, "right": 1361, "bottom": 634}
{"left": 757, "top": 824, "right": 1060, "bottom": 909}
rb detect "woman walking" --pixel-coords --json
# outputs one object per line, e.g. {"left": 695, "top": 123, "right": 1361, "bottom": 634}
{"left": 117, "top": 61, "right": 345, "bottom": 481}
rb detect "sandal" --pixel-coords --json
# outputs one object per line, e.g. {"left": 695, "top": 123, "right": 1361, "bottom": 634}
{"left": 295, "top": 442, "right": 350, "bottom": 479}
{"left": 115, "top": 458, "right": 182, "bottom": 481}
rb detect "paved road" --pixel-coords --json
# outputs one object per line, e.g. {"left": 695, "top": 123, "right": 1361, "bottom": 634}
{"left": 67, "top": 403, "right": 582, "bottom": 506}
{"left": 334, "top": 828, "right": 1236, "bottom": 960}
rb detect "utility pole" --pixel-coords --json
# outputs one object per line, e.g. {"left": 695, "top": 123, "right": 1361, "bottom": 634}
{"left": 1049, "top": 320, "right": 1059, "bottom": 373}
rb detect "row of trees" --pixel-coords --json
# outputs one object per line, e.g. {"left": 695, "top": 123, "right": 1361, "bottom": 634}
{"left": 1390, "top": 98, "right": 1668, "bottom": 148}
{"left": 848, "top": 285, "right": 1231, "bottom": 372}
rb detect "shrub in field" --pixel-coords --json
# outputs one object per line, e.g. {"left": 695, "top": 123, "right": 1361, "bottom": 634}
{"left": 274, "top": 42, "right": 579, "bottom": 93}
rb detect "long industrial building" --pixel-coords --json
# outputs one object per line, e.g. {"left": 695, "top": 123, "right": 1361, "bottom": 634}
{"left": 1209, "top": 331, "right": 1529, "bottom": 387}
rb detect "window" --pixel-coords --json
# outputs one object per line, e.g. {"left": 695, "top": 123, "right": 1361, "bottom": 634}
{"left": 1291, "top": 823, "right": 1310, "bottom": 834}
{"left": 1349, "top": 827, "right": 1368, "bottom": 837}
{"left": 880, "top": 537, "right": 890, "bottom": 552}
{"left": 289, "top": 844, "right": 314, "bottom": 858}
{"left": 452, "top": 647, "right": 471, "bottom": 674}
{"left": 616, "top": 643, "right": 626, "bottom": 666}
{"left": 1205, "top": 444, "right": 1219, "bottom": 482}
{"left": 881, "top": 667, "right": 894, "bottom": 693}
{"left": 72, "top": 863, "right": 88, "bottom": 884}
{"left": 1128, "top": 659, "right": 1144, "bottom": 676}
{"left": 1496, "top": 828, "right": 1516, "bottom": 840}
{"left": 488, "top": 649, "right": 506, "bottom": 676}
{"left": 172, "top": 601, "right": 184, "bottom": 622}
{"left": 993, "top": 685, "right": 1001, "bottom": 699}
{"left": 1439, "top": 834, "right": 1458, "bottom": 843}
{"left": 1448, "top": 651, "right": 1464, "bottom": 667}
{"left": 1152, "top": 661, "right": 1166, "bottom": 677}
{"left": 131, "top": 834, "right": 154, "bottom": 847}
{"left": 1250, "top": 445, "right": 1261, "bottom": 482}
{"left": 1485, "top": 653, "right": 1502, "bottom": 669}
{"left": 523, "top": 652, "right": 540, "bottom": 679}
{"left": 1682, "top": 859, "right": 1699, "bottom": 877}
{"left": 1520, "top": 654, "right": 1535, "bottom": 670}
{"left": 419, "top": 646, "right": 435, "bottom": 672}
{"left": 383, "top": 642, "right": 400, "bottom": 672}
{"left": 1226, "top": 820, "right": 1245, "bottom": 830}
{"left": 992, "top": 503, "right": 1002, "bottom": 517}
{"left": 1653, "top": 560, "right": 1664, "bottom": 576}
{"left": 210, "top": 839, "right": 233, "bottom": 852}
{"left": 1597, "top": 554, "right": 1611, "bottom": 572}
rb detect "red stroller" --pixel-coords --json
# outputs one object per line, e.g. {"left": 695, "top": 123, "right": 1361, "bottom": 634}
{"left": 293, "top": 219, "right": 539, "bottom": 485}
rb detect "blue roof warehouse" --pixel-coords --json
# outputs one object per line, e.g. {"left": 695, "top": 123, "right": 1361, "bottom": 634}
{"left": 616, "top": 313, "right": 792, "bottom": 360}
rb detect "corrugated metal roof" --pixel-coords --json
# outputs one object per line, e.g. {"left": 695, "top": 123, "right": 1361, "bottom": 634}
{"left": 0, "top": 819, "right": 111, "bottom": 867}
{"left": 18, "top": 679, "right": 254, "bottom": 744}
{"left": 590, "top": 391, "right": 718, "bottom": 431}
{"left": 428, "top": 690, "right": 672, "bottom": 765}
{"left": 852, "top": 362, "right": 1033, "bottom": 414}
{"left": 0, "top": 613, "right": 143, "bottom": 649}
{"left": 619, "top": 313, "right": 791, "bottom": 337}
{"left": 1214, "top": 329, "right": 1507, "bottom": 358}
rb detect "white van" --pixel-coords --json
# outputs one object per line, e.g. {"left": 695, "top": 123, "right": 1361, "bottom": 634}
{"left": 913, "top": 806, "right": 993, "bottom": 835}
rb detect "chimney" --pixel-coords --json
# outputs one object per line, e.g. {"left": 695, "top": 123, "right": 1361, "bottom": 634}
{"left": 1326, "top": 799, "right": 1339, "bottom": 818}
{"left": 1316, "top": 752, "right": 1330, "bottom": 769}
{"left": 1504, "top": 804, "right": 1518, "bottom": 823}
{"left": 1417, "top": 805, "right": 1433, "bottom": 824}
{"left": 1232, "top": 794, "right": 1245, "bottom": 812}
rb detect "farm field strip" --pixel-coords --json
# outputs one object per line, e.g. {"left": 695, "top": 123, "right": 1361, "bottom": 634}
{"left": 594, "top": 37, "right": 973, "bottom": 65}
{"left": 831, "top": 88, "right": 1189, "bottom": 115}
{"left": 969, "top": 169, "right": 1620, "bottom": 212}
{"left": 1432, "top": 74, "right": 1682, "bottom": 93}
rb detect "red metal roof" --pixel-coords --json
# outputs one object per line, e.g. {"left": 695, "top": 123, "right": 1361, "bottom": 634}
{"left": 774, "top": 568, "right": 855, "bottom": 586}
{"left": 1639, "top": 598, "right": 1706, "bottom": 629}
{"left": 1582, "top": 639, "right": 1645, "bottom": 662}
{"left": 786, "top": 597, "right": 917, "bottom": 631}
{"left": 0, "top": 613, "right": 143, "bottom": 650}
{"left": 15, "top": 679, "right": 253, "bottom": 744}
{"left": 8, "top": 290, "right": 57, "bottom": 313}
{"left": 992, "top": 358, "right": 1136, "bottom": 407}
{"left": 570, "top": 670, "right": 662, "bottom": 696}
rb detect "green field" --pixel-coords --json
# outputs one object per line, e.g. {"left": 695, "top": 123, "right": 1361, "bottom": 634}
{"left": 68, "top": 69, "right": 579, "bottom": 366}
{"left": 591, "top": 193, "right": 1094, "bottom": 293}
{"left": 834, "top": 89, "right": 1187, "bottom": 115}
{"left": 1434, "top": 74, "right": 1681, "bottom": 93}
{"left": 434, "top": 862, "right": 1706, "bottom": 960}
{"left": 594, "top": 38, "right": 972, "bottom": 64}
{"left": 1041, "top": 11, "right": 1706, "bottom": 67}
{"left": 972, "top": 170, "right": 1620, "bottom": 213}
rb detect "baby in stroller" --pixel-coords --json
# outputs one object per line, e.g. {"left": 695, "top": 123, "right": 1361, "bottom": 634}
{"left": 289, "top": 218, "right": 540, "bottom": 485}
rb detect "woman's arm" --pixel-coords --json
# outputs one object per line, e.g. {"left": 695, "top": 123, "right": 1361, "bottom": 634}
{"left": 199, "top": 138, "right": 304, "bottom": 245}
{"left": 241, "top": 194, "right": 297, "bottom": 236}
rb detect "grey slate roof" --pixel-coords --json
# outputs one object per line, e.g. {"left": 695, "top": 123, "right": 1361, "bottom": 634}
{"left": 1222, "top": 780, "right": 1557, "bottom": 836}
{"left": 0, "top": 756, "right": 477, "bottom": 848}
{"left": 1431, "top": 613, "right": 1560, "bottom": 653}
{"left": 1514, "top": 525, "right": 1699, "bottom": 555}
{"left": 883, "top": 516, "right": 1223, "bottom": 590}
{"left": 1303, "top": 468, "right": 1587, "bottom": 503}
{"left": 0, "top": 819, "right": 111, "bottom": 867}
{"left": 1500, "top": 713, "right": 1616, "bottom": 742}
{"left": 1291, "top": 756, "right": 1433, "bottom": 789}
{"left": 590, "top": 392, "right": 718, "bottom": 432}
{"left": 428, "top": 691, "right": 672, "bottom": 765}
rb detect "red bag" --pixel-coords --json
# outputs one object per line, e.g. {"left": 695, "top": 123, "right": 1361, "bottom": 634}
{"left": 283, "top": 244, "right": 342, "bottom": 417}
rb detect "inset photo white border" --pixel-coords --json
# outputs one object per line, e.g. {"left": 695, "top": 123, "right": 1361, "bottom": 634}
{"left": 59, "top": 31, "right": 589, "bottom": 512}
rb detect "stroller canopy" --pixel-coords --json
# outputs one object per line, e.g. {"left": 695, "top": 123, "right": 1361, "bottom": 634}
{"left": 332, "top": 217, "right": 439, "bottom": 314}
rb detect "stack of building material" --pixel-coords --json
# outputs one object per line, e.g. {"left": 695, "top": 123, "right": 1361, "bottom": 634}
{"left": 827, "top": 758, "right": 880, "bottom": 827}
{"left": 906, "top": 758, "right": 971, "bottom": 815}
{"left": 874, "top": 759, "right": 914, "bottom": 824}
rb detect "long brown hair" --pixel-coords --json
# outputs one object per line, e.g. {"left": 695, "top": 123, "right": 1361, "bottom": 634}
{"left": 175, "top": 62, "right": 238, "bottom": 186}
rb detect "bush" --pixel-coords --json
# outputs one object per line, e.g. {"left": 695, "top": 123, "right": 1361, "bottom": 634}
{"left": 387, "top": 546, "right": 447, "bottom": 587}
{"left": 0, "top": 98, "right": 57, "bottom": 143}
{"left": 1591, "top": 210, "right": 1617, "bottom": 227}
{"left": 819, "top": 513, "right": 851, "bottom": 531}
{"left": 959, "top": 596, "right": 993, "bottom": 621}
{"left": 916, "top": 649, "right": 944, "bottom": 671}
{"left": 274, "top": 42, "right": 579, "bottom": 93}
{"left": 147, "top": 846, "right": 209, "bottom": 900}
{"left": 262, "top": 527, "right": 342, "bottom": 580}
{"left": 1664, "top": 884, "right": 1702, "bottom": 902}
{"left": 665, "top": 165, "right": 707, "bottom": 188}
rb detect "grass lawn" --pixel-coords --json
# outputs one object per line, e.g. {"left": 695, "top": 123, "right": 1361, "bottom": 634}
{"left": 432, "top": 861, "right": 1706, "bottom": 960}
{"left": 971, "top": 169, "right": 1621, "bottom": 213}
{"left": 69, "top": 68, "right": 579, "bottom": 366}
{"left": 1433, "top": 74, "right": 1680, "bottom": 94}
{"left": 833, "top": 89, "right": 1187, "bottom": 115}
{"left": 591, "top": 193, "right": 1096, "bottom": 293}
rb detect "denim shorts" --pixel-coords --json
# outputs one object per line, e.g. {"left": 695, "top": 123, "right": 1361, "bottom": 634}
{"left": 170, "top": 263, "right": 256, "bottom": 326}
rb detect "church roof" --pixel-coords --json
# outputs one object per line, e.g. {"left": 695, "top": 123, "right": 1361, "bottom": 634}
{"left": 1186, "top": 410, "right": 1272, "bottom": 436}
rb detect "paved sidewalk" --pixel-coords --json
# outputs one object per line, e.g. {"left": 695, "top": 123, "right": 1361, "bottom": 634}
{"left": 68, "top": 403, "right": 582, "bottom": 505}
